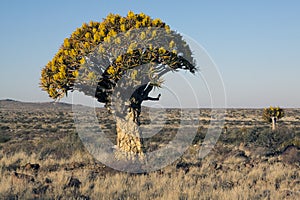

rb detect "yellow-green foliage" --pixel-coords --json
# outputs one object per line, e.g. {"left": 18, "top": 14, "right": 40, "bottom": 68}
{"left": 262, "top": 106, "right": 284, "bottom": 122}
{"left": 40, "top": 11, "right": 195, "bottom": 102}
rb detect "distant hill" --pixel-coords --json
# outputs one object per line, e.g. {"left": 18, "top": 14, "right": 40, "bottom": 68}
{"left": 0, "top": 99, "right": 72, "bottom": 110}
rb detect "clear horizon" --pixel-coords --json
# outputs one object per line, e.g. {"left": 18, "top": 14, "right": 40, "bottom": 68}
{"left": 1, "top": 0, "right": 299, "bottom": 108}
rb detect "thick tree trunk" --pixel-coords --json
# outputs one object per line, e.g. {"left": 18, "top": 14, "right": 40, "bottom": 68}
{"left": 115, "top": 110, "right": 144, "bottom": 160}
{"left": 271, "top": 117, "right": 277, "bottom": 131}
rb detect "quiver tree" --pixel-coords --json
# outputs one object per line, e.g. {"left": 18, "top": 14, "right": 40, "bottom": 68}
{"left": 263, "top": 106, "right": 284, "bottom": 131}
{"left": 40, "top": 11, "right": 196, "bottom": 160}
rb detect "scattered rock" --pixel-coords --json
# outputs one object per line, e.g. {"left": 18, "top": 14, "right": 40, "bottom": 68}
{"left": 65, "top": 177, "right": 81, "bottom": 189}
{"left": 23, "top": 163, "right": 40, "bottom": 171}
{"left": 214, "top": 163, "right": 222, "bottom": 170}
{"left": 176, "top": 162, "right": 190, "bottom": 173}
{"left": 45, "top": 177, "right": 52, "bottom": 184}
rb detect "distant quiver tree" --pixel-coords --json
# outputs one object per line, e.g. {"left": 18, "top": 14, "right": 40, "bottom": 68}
{"left": 263, "top": 106, "right": 284, "bottom": 131}
{"left": 40, "top": 11, "right": 196, "bottom": 160}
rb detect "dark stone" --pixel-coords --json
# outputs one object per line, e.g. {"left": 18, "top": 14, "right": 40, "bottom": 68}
{"left": 176, "top": 162, "right": 190, "bottom": 174}
{"left": 45, "top": 177, "right": 52, "bottom": 184}
{"left": 24, "top": 163, "right": 40, "bottom": 171}
{"left": 66, "top": 177, "right": 81, "bottom": 188}
{"left": 32, "top": 185, "right": 49, "bottom": 195}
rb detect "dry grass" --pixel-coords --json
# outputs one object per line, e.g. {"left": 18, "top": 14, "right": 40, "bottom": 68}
{"left": 0, "top": 150, "right": 299, "bottom": 199}
{"left": 0, "top": 100, "right": 299, "bottom": 199}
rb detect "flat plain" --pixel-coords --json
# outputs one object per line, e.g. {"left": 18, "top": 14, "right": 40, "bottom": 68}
{"left": 0, "top": 99, "right": 299, "bottom": 199}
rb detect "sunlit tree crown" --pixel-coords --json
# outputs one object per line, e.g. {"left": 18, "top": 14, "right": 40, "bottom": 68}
{"left": 40, "top": 11, "right": 196, "bottom": 104}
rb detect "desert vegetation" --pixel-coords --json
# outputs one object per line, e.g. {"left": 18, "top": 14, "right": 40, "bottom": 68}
{"left": 0, "top": 100, "right": 299, "bottom": 199}
{"left": 263, "top": 106, "right": 285, "bottom": 131}
{"left": 40, "top": 11, "right": 196, "bottom": 160}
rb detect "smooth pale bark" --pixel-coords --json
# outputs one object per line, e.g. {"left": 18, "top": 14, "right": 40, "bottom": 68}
{"left": 271, "top": 117, "right": 277, "bottom": 131}
{"left": 115, "top": 110, "right": 144, "bottom": 160}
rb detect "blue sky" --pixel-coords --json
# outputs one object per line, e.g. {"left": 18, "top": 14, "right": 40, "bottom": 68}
{"left": 0, "top": 0, "right": 299, "bottom": 108}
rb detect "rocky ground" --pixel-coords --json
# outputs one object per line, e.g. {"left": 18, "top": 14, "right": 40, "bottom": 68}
{"left": 0, "top": 99, "right": 299, "bottom": 199}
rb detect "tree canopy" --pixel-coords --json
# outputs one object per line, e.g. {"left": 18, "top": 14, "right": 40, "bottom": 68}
{"left": 263, "top": 106, "right": 284, "bottom": 123}
{"left": 40, "top": 11, "right": 196, "bottom": 108}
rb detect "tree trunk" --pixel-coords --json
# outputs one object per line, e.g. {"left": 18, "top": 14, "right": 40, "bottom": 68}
{"left": 271, "top": 117, "right": 277, "bottom": 131}
{"left": 115, "top": 110, "right": 144, "bottom": 160}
